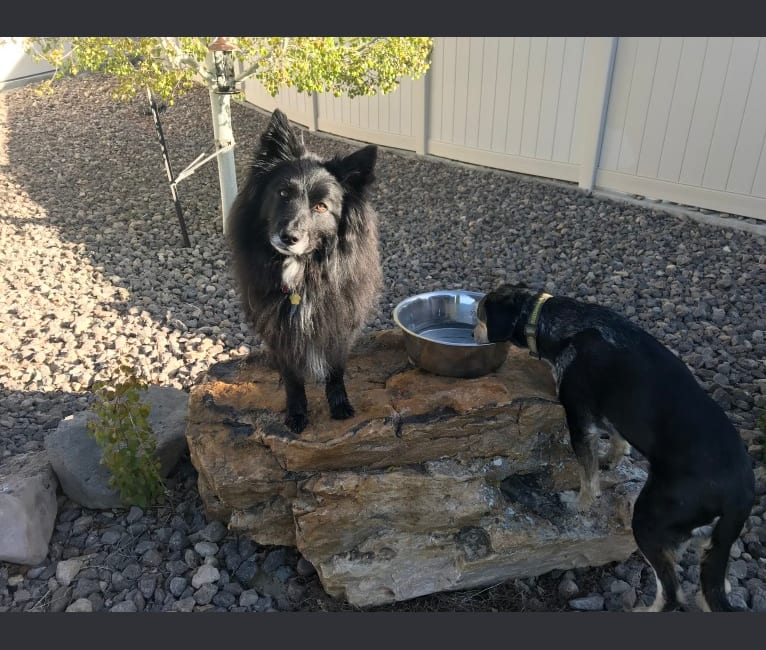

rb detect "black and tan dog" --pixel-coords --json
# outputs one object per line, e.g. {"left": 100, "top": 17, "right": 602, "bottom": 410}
{"left": 474, "top": 283, "right": 754, "bottom": 612}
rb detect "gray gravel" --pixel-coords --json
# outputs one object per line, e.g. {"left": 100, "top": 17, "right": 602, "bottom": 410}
{"left": 0, "top": 74, "right": 764, "bottom": 612}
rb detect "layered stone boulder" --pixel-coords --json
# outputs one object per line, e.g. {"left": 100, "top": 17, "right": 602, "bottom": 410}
{"left": 187, "top": 329, "right": 645, "bottom": 607}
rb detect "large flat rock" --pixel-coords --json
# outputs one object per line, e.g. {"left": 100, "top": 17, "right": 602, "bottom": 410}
{"left": 187, "top": 329, "right": 644, "bottom": 606}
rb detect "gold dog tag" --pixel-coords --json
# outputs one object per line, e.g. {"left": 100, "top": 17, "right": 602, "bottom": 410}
{"left": 288, "top": 292, "right": 302, "bottom": 318}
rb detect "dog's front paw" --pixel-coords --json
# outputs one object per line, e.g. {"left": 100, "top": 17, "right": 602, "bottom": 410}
{"left": 577, "top": 492, "right": 595, "bottom": 512}
{"left": 576, "top": 486, "right": 601, "bottom": 511}
{"left": 285, "top": 411, "right": 309, "bottom": 433}
{"left": 330, "top": 399, "right": 355, "bottom": 420}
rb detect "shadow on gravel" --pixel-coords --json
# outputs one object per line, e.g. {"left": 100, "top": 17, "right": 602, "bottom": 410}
{"left": 1, "top": 76, "right": 245, "bottom": 338}
{"left": 0, "top": 386, "right": 86, "bottom": 456}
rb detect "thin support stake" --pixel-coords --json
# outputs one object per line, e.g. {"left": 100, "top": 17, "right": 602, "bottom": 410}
{"left": 146, "top": 88, "right": 192, "bottom": 248}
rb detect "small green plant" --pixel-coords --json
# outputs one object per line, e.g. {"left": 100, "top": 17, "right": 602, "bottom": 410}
{"left": 87, "top": 365, "right": 165, "bottom": 508}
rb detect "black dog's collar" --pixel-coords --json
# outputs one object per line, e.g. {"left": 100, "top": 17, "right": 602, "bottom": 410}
{"left": 524, "top": 293, "right": 553, "bottom": 358}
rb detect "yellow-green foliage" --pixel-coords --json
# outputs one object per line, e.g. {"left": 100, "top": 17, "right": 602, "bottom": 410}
{"left": 24, "top": 36, "right": 433, "bottom": 104}
{"left": 87, "top": 365, "right": 165, "bottom": 508}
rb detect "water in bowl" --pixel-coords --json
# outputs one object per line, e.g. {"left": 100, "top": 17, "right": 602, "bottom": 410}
{"left": 415, "top": 320, "right": 478, "bottom": 345}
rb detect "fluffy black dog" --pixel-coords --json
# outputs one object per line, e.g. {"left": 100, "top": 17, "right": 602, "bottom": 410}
{"left": 228, "top": 109, "right": 382, "bottom": 433}
{"left": 474, "top": 283, "right": 754, "bottom": 612}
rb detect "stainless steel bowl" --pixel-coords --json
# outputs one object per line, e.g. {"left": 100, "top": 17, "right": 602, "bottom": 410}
{"left": 393, "top": 290, "right": 510, "bottom": 378}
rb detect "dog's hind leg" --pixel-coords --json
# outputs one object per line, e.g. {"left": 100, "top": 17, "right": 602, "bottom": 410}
{"left": 282, "top": 367, "right": 309, "bottom": 433}
{"left": 699, "top": 507, "right": 751, "bottom": 611}
{"left": 325, "top": 365, "right": 355, "bottom": 420}
{"left": 631, "top": 478, "right": 687, "bottom": 612}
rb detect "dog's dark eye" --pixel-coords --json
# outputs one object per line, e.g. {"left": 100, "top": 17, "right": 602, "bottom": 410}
{"left": 279, "top": 189, "right": 289, "bottom": 199}
{"left": 313, "top": 202, "right": 328, "bottom": 213}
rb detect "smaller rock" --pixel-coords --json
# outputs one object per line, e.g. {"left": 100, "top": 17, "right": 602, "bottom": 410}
{"left": 262, "top": 548, "right": 288, "bottom": 573}
{"left": 169, "top": 577, "right": 188, "bottom": 597}
{"left": 191, "top": 565, "right": 220, "bottom": 589}
{"left": 134, "top": 540, "right": 156, "bottom": 555}
{"left": 25, "top": 566, "right": 47, "bottom": 580}
{"left": 88, "top": 593, "right": 105, "bottom": 612}
{"left": 101, "top": 530, "right": 122, "bottom": 545}
{"left": 609, "top": 579, "right": 631, "bottom": 594}
{"left": 110, "top": 601, "right": 138, "bottom": 612}
{"left": 13, "top": 589, "right": 32, "bottom": 604}
{"left": 65, "top": 598, "right": 93, "bottom": 613}
{"left": 194, "top": 541, "right": 219, "bottom": 558}
{"left": 7, "top": 575, "right": 24, "bottom": 587}
{"left": 728, "top": 590, "right": 748, "bottom": 610}
{"left": 175, "top": 597, "right": 196, "bottom": 612}
{"left": 296, "top": 558, "right": 316, "bottom": 577}
{"left": 183, "top": 549, "right": 198, "bottom": 568}
{"left": 141, "top": 549, "right": 163, "bottom": 567}
{"left": 126, "top": 506, "right": 144, "bottom": 524}
{"left": 56, "top": 558, "right": 84, "bottom": 587}
{"left": 200, "top": 521, "right": 227, "bottom": 543}
{"left": 621, "top": 587, "right": 637, "bottom": 610}
{"left": 168, "top": 530, "right": 188, "bottom": 551}
{"left": 48, "top": 585, "right": 72, "bottom": 613}
{"left": 212, "top": 591, "right": 237, "bottom": 608}
{"left": 239, "top": 590, "right": 261, "bottom": 608}
{"left": 234, "top": 558, "right": 258, "bottom": 584}
{"left": 132, "top": 591, "right": 146, "bottom": 611}
{"left": 194, "top": 583, "right": 218, "bottom": 605}
{"left": 558, "top": 578, "right": 579, "bottom": 599}
{"left": 138, "top": 575, "right": 157, "bottom": 599}
{"left": 45, "top": 386, "right": 188, "bottom": 510}
{"left": 111, "top": 572, "right": 129, "bottom": 592}
{"left": 751, "top": 591, "right": 766, "bottom": 613}
{"left": 0, "top": 451, "right": 59, "bottom": 565}
{"left": 166, "top": 560, "right": 188, "bottom": 577}
{"left": 728, "top": 560, "right": 749, "bottom": 580}
{"left": 72, "top": 578, "right": 100, "bottom": 600}
{"left": 123, "top": 563, "right": 142, "bottom": 580}
{"left": 569, "top": 594, "right": 605, "bottom": 611}
{"left": 287, "top": 579, "right": 306, "bottom": 602}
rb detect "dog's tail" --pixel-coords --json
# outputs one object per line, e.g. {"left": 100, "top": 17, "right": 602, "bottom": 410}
{"left": 699, "top": 506, "right": 750, "bottom": 611}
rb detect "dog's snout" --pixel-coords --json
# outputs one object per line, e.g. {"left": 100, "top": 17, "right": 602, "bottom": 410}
{"left": 280, "top": 231, "right": 300, "bottom": 246}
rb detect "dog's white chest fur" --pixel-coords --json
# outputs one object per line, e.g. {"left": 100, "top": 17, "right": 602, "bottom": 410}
{"left": 281, "top": 256, "right": 327, "bottom": 379}
{"left": 282, "top": 257, "right": 303, "bottom": 289}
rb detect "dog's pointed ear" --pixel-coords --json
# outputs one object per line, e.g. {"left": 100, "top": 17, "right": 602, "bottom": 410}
{"left": 256, "top": 109, "right": 305, "bottom": 165}
{"left": 327, "top": 145, "right": 377, "bottom": 193}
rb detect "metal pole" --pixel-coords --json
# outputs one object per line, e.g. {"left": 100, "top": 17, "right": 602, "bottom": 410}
{"left": 207, "top": 84, "right": 238, "bottom": 235}
{"left": 146, "top": 88, "right": 192, "bottom": 248}
{"left": 206, "top": 42, "right": 240, "bottom": 236}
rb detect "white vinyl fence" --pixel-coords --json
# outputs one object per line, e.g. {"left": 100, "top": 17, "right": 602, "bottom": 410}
{"left": 0, "top": 39, "right": 54, "bottom": 91}
{"left": 242, "top": 37, "right": 766, "bottom": 222}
